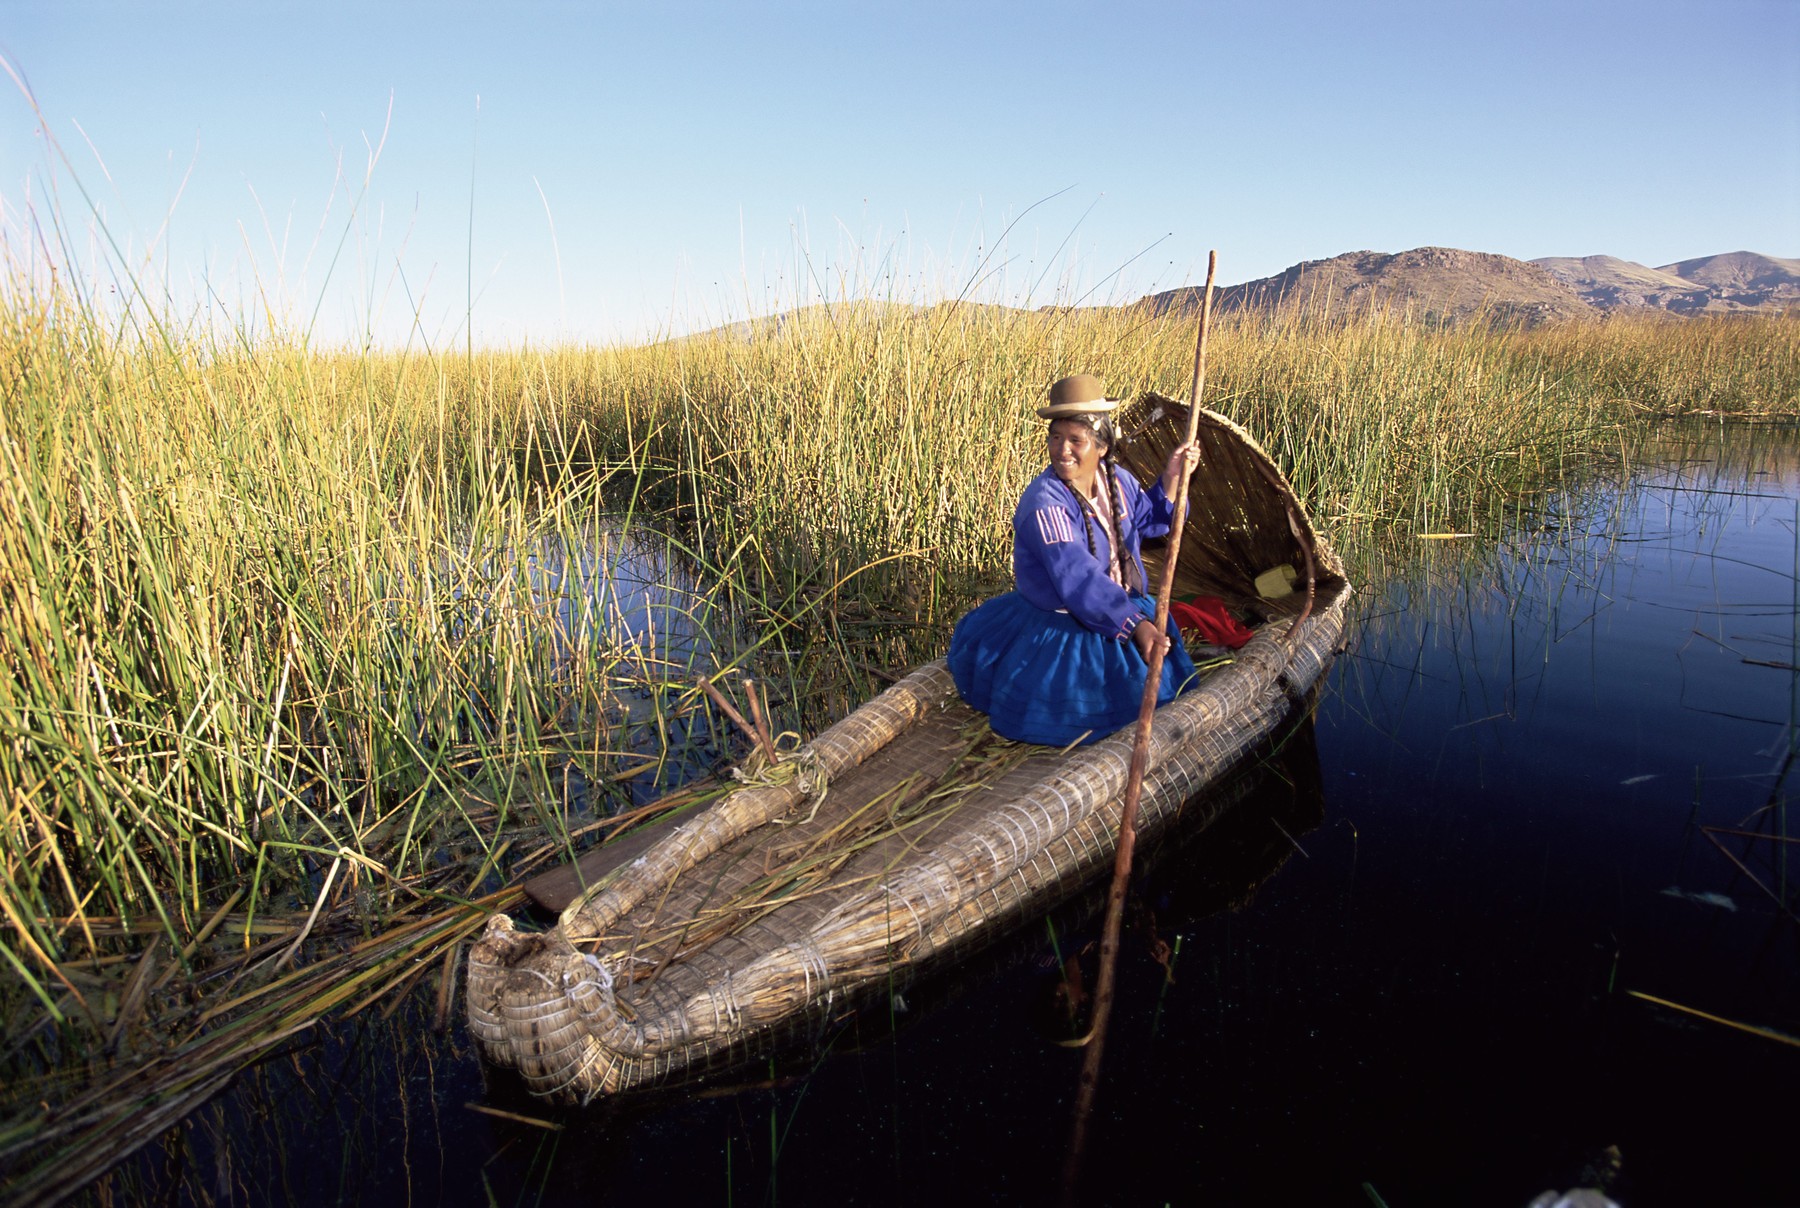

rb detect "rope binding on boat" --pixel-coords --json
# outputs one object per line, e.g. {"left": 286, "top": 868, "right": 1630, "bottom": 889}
{"left": 731, "top": 734, "right": 830, "bottom": 826}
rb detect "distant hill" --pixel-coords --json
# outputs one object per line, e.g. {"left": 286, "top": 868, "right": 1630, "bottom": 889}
{"left": 1144, "top": 247, "right": 1597, "bottom": 326}
{"left": 1650, "top": 251, "right": 1800, "bottom": 311}
{"left": 1531, "top": 255, "right": 1709, "bottom": 314}
{"left": 1533, "top": 251, "right": 1800, "bottom": 315}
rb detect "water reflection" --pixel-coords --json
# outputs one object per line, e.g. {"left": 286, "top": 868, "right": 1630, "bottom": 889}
{"left": 1343, "top": 423, "right": 1797, "bottom": 818}
{"left": 1314, "top": 422, "right": 1798, "bottom": 1207}
{"left": 524, "top": 526, "right": 742, "bottom": 796}
{"left": 524, "top": 527, "right": 724, "bottom": 680}
{"left": 450, "top": 522, "right": 747, "bottom": 801}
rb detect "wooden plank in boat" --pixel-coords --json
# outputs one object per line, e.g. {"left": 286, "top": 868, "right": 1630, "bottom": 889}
{"left": 522, "top": 810, "right": 695, "bottom": 914}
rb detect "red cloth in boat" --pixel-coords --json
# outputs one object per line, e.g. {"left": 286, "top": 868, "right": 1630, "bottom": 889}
{"left": 1169, "top": 596, "right": 1254, "bottom": 649}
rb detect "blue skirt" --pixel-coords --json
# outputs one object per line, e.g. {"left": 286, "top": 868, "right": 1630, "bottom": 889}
{"left": 947, "top": 592, "right": 1200, "bottom": 747}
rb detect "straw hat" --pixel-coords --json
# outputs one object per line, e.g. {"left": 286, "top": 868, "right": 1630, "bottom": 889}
{"left": 1037, "top": 374, "right": 1119, "bottom": 419}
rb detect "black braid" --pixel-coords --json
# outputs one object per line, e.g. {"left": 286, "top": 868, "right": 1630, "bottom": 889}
{"left": 1063, "top": 477, "right": 1099, "bottom": 563}
{"left": 1102, "top": 451, "right": 1144, "bottom": 594}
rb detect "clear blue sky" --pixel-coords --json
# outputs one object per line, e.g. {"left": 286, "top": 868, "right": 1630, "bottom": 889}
{"left": 3, "top": 1, "right": 1796, "bottom": 348}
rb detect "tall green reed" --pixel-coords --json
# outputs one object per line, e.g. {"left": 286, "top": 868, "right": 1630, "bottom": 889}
{"left": 0, "top": 292, "right": 738, "bottom": 995}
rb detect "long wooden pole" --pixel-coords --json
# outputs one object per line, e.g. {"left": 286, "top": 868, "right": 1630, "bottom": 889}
{"left": 1063, "top": 250, "right": 1218, "bottom": 1197}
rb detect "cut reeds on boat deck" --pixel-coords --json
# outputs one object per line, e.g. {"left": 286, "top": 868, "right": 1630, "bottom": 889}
{"left": 466, "top": 398, "right": 1352, "bottom": 1099}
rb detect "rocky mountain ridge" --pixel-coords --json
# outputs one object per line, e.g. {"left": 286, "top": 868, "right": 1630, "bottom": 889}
{"left": 1535, "top": 251, "right": 1800, "bottom": 315}
{"left": 1145, "top": 247, "right": 1799, "bottom": 325}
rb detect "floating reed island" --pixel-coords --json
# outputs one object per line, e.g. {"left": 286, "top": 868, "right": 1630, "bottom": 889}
{"left": 465, "top": 395, "right": 1352, "bottom": 1098}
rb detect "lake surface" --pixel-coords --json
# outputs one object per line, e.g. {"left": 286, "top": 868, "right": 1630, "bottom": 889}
{"left": 143, "top": 426, "right": 1800, "bottom": 1207}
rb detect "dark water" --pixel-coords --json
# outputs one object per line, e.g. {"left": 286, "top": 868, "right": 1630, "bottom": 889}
{"left": 136, "top": 428, "right": 1800, "bottom": 1207}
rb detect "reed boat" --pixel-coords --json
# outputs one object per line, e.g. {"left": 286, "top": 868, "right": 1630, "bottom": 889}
{"left": 465, "top": 396, "right": 1352, "bottom": 1100}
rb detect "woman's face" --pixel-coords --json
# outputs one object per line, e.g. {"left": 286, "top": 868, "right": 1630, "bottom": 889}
{"left": 1048, "top": 418, "right": 1108, "bottom": 485}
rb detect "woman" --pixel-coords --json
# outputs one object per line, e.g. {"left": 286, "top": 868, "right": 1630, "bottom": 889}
{"left": 949, "top": 374, "right": 1202, "bottom": 746}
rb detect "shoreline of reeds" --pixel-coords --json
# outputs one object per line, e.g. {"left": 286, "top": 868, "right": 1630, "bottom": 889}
{"left": 1, "top": 281, "right": 1796, "bottom": 1198}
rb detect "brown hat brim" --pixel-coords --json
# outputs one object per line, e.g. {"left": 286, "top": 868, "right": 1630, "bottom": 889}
{"left": 1037, "top": 398, "right": 1120, "bottom": 419}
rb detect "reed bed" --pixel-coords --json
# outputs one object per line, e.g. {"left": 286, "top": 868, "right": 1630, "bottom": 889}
{"left": 505, "top": 304, "right": 1800, "bottom": 581}
{"left": 0, "top": 268, "right": 1796, "bottom": 1199}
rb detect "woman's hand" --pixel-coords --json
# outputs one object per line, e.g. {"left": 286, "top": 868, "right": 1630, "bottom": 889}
{"left": 1130, "top": 618, "right": 1168, "bottom": 663}
{"left": 1161, "top": 441, "right": 1201, "bottom": 497}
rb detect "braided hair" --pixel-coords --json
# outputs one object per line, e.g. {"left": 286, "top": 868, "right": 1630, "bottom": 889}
{"left": 1050, "top": 415, "right": 1145, "bottom": 594}
{"left": 1100, "top": 447, "right": 1145, "bottom": 594}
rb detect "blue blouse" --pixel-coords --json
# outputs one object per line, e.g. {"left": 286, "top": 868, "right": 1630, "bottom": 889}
{"left": 1011, "top": 466, "right": 1177, "bottom": 640}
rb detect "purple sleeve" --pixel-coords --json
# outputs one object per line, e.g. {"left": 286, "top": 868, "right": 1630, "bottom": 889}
{"left": 1134, "top": 475, "right": 1177, "bottom": 540}
{"left": 1014, "top": 499, "right": 1141, "bottom": 639}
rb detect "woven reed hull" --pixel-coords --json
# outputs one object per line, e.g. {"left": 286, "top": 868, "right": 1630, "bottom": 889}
{"left": 466, "top": 581, "right": 1351, "bottom": 1102}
